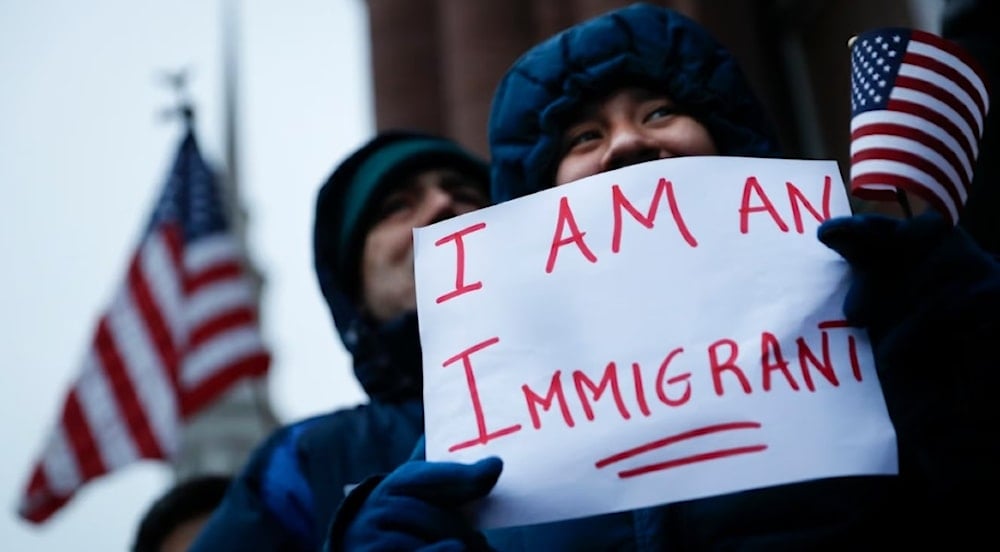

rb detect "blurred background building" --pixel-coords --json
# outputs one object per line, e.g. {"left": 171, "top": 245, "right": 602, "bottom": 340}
{"left": 364, "top": 0, "right": 945, "bottom": 198}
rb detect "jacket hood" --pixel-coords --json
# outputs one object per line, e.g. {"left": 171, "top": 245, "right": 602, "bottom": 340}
{"left": 313, "top": 131, "right": 489, "bottom": 401}
{"left": 488, "top": 2, "right": 782, "bottom": 202}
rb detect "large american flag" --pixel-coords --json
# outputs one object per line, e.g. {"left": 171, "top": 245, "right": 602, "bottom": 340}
{"left": 850, "top": 27, "right": 990, "bottom": 224}
{"left": 18, "top": 129, "right": 270, "bottom": 523}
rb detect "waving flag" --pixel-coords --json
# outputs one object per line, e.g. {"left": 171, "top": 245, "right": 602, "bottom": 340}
{"left": 18, "top": 129, "right": 270, "bottom": 524}
{"left": 850, "top": 27, "right": 991, "bottom": 224}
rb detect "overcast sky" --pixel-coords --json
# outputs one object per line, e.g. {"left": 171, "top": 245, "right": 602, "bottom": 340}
{"left": 0, "top": 1, "right": 372, "bottom": 549}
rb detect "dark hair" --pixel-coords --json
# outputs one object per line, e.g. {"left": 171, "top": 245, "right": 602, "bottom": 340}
{"left": 132, "top": 474, "right": 231, "bottom": 552}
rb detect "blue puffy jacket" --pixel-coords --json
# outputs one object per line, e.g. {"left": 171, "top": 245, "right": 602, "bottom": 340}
{"left": 477, "top": 3, "right": 1000, "bottom": 549}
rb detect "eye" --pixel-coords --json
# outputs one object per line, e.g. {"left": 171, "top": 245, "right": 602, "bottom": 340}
{"left": 445, "top": 182, "right": 490, "bottom": 207}
{"left": 562, "top": 127, "right": 602, "bottom": 154}
{"left": 644, "top": 103, "right": 680, "bottom": 123}
{"left": 374, "top": 191, "right": 413, "bottom": 220}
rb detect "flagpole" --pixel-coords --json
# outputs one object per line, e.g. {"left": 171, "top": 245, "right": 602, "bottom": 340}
{"left": 218, "top": 0, "right": 279, "bottom": 443}
{"left": 168, "top": 0, "right": 277, "bottom": 482}
{"left": 221, "top": 0, "right": 242, "bottom": 243}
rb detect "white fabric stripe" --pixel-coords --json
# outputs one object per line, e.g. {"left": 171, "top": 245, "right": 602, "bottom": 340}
{"left": 852, "top": 111, "right": 973, "bottom": 178}
{"left": 182, "top": 326, "right": 266, "bottom": 387}
{"left": 185, "top": 234, "right": 241, "bottom": 273}
{"left": 909, "top": 39, "right": 989, "bottom": 109}
{"left": 855, "top": 183, "right": 897, "bottom": 193}
{"left": 899, "top": 63, "right": 985, "bottom": 133}
{"left": 852, "top": 158, "right": 959, "bottom": 221}
{"left": 75, "top": 351, "right": 139, "bottom": 470}
{"left": 140, "top": 231, "right": 185, "bottom": 346}
{"left": 851, "top": 134, "right": 966, "bottom": 202}
{"left": 891, "top": 87, "right": 978, "bottom": 156}
{"left": 40, "top": 425, "right": 81, "bottom": 495}
{"left": 106, "top": 286, "right": 179, "bottom": 457}
{"left": 186, "top": 279, "right": 256, "bottom": 329}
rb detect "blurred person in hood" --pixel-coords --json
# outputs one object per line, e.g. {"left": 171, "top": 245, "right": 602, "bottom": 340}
{"left": 189, "top": 130, "right": 490, "bottom": 551}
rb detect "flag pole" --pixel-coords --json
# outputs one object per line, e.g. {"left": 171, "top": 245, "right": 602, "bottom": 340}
{"left": 218, "top": 0, "right": 279, "bottom": 441}
{"left": 164, "top": 0, "right": 276, "bottom": 481}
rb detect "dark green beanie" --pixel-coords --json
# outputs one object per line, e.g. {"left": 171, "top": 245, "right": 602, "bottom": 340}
{"left": 314, "top": 130, "right": 490, "bottom": 303}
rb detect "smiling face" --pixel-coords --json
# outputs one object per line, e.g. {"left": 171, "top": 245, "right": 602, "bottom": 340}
{"left": 554, "top": 87, "right": 718, "bottom": 186}
{"left": 359, "top": 167, "right": 490, "bottom": 322}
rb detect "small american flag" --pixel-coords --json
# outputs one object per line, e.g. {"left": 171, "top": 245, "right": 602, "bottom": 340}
{"left": 850, "top": 27, "right": 990, "bottom": 224}
{"left": 18, "top": 129, "right": 270, "bottom": 523}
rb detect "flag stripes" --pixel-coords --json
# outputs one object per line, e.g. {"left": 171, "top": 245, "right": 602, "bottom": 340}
{"left": 18, "top": 130, "right": 270, "bottom": 524}
{"left": 849, "top": 27, "right": 990, "bottom": 224}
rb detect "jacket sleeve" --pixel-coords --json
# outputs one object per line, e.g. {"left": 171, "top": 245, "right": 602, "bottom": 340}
{"left": 189, "top": 420, "right": 321, "bottom": 552}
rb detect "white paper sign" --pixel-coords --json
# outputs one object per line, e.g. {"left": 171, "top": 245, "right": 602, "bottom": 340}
{"left": 413, "top": 156, "right": 897, "bottom": 529}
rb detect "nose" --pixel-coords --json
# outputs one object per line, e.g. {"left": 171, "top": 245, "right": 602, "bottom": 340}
{"left": 415, "top": 184, "right": 460, "bottom": 226}
{"left": 601, "top": 123, "right": 661, "bottom": 172}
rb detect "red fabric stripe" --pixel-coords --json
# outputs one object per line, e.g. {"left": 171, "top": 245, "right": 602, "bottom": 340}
{"left": 189, "top": 306, "right": 258, "bottom": 349}
{"left": 18, "top": 467, "right": 70, "bottom": 524}
{"left": 895, "top": 75, "right": 980, "bottom": 145}
{"left": 887, "top": 99, "right": 976, "bottom": 164}
{"left": 128, "top": 244, "right": 182, "bottom": 391}
{"left": 161, "top": 224, "right": 185, "bottom": 272}
{"left": 180, "top": 353, "right": 270, "bottom": 417}
{"left": 187, "top": 260, "right": 244, "bottom": 293}
{"left": 852, "top": 172, "right": 954, "bottom": 224}
{"left": 851, "top": 147, "right": 962, "bottom": 207}
{"left": 62, "top": 390, "right": 107, "bottom": 481}
{"left": 852, "top": 122, "right": 971, "bottom": 184}
{"left": 94, "top": 318, "right": 166, "bottom": 460}
{"left": 912, "top": 30, "right": 992, "bottom": 97}
{"left": 905, "top": 51, "right": 987, "bottom": 117}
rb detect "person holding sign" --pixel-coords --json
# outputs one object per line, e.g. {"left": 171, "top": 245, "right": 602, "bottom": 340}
{"left": 328, "top": 4, "right": 1000, "bottom": 550}
{"left": 189, "top": 131, "right": 491, "bottom": 551}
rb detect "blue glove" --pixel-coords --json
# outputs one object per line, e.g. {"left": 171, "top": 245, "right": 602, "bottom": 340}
{"left": 817, "top": 211, "right": 997, "bottom": 337}
{"left": 818, "top": 211, "right": 1000, "bottom": 503}
{"left": 339, "top": 454, "right": 503, "bottom": 551}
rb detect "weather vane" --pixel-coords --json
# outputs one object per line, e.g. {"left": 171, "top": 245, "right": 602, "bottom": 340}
{"left": 159, "top": 67, "right": 195, "bottom": 127}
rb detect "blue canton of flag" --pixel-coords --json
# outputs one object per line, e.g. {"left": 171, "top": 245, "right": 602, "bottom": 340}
{"left": 849, "top": 27, "right": 990, "bottom": 224}
{"left": 850, "top": 30, "right": 907, "bottom": 113}
{"left": 18, "top": 129, "right": 270, "bottom": 524}
{"left": 150, "top": 131, "right": 229, "bottom": 241}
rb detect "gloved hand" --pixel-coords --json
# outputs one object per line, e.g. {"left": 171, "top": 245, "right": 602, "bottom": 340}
{"left": 340, "top": 455, "right": 503, "bottom": 551}
{"left": 817, "top": 211, "right": 997, "bottom": 337}
{"left": 818, "top": 211, "right": 1000, "bottom": 500}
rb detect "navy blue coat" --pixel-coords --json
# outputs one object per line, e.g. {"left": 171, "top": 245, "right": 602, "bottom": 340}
{"left": 191, "top": 399, "right": 422, "bottom": 550}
